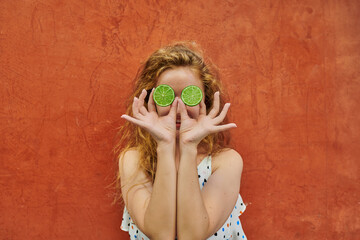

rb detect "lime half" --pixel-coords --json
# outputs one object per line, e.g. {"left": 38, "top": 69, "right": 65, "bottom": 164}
{"left": 181, "top": 85, "right": 203, "bottom": 106}
{"left": 153, "top": 84, "right": 175, "bottom": 107}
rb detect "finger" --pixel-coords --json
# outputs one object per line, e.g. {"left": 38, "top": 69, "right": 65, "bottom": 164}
{"left": 132, "top": 97, "right": 142, "bottom": 118}
{"left": 169, "top": 97, "right": 178, "bottom": 117}
{"left": 199, "top": 98, "right": 206, "bottom": 116}
{"left": 121, "top": 114, "right": 148, "bottom": 129}
{"left": 211, "top": 123, "right": 237, "bottom": 133}
{"left": 178, "top": 98, "right": 190, "bottom": 121}
{"left": 138, "top": 89, "right": 148, "bottom": 115}
{"left": 213, "top": 103, "right": 231, "bottom": 125}
{"left": 139, "top": 106, "right": 147, "bottom": 116}
{"left": 148, "top": 88, "right": 156, "bottom": 112}
{"left": 208, "top": 91, "right": 220, "bottom": 118}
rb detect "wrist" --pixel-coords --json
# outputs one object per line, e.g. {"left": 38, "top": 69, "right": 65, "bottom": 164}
{"left": 157, "top": 141, "right": 176, "bottom": 152}
{"left": 179, "top": 142, "right": 198, "bottom": 153}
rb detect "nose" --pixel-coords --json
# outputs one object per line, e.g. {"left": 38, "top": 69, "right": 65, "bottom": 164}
{"left": 176, "top": 109, "right": 181, "bottom": 120}
{"left": 176, "top": 100, "right": 181, "bottom": 119}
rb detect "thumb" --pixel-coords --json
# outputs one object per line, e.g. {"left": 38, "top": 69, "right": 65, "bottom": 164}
{"left": 169, "top": 97, "right": 178, "bottom": 117}
{"left": 178, "top": 98, "right": 189, "bottom": 121}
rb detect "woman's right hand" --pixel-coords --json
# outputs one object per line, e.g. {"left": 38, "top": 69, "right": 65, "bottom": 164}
{"left": 121, "top": 88, "right": 178, "bottom": 144}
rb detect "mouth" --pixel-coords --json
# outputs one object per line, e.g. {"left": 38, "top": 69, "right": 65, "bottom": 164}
{"left": 176, "top": 119, "right": 181, "bottom": 128}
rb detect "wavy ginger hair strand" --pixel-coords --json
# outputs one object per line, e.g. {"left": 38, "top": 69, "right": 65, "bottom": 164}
{"left": 110, "top": 42, "right": 234, "bottom": 206}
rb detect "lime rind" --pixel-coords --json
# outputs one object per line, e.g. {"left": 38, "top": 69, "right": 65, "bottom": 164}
{"left": 181, "top": 85, "right": 203, "bottom": 106}
{"left": 153, "top": 84, "right": 175, "bottom": 107}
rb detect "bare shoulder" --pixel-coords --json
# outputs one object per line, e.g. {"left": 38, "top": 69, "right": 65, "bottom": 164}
{"left": 118, "top": 147, "right": 141, "bottom": 177}
{"left": 211, "top": 148, "right": 244, "bottom": 174}
{"left": 118, "top": 147, "right": 152, "bottom": 190}
{"left": 200, "top": 148, "right": 244, "bottom": 238}
{"left": 118, "top": 147, "right": 154, "bottom": 236}
{"left": 118, "top": 147, "right": 148, "bottom": 176}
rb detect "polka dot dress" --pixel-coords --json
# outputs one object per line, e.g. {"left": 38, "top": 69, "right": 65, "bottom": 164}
{"left": 120, "top": 155, "right": 247, "bottom": 240}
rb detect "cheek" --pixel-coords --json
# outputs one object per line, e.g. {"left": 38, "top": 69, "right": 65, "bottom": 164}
{"left": 156, "top": 105, "right": 170, "bottom": 116}
{"left": 155, "top": 105, "right": 200, "bottom": 118}
{"left": 187, "top": 106, "right": 200, "bottom": 118}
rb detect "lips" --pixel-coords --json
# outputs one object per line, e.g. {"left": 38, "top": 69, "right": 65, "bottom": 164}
{"left": 176, "top": 118, "right": 181, "bottom": 128}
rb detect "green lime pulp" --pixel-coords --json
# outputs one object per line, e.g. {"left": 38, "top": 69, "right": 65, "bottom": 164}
{"left": 153, "top": 84, "right": 175, "bottom": 107}
{"left": 181, "top": 85, "right": 203, "bottom": 106}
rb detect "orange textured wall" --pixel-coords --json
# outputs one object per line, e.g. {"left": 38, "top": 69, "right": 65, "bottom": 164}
{"left": 1, "top": 1, "right": 359, "bottom": 239}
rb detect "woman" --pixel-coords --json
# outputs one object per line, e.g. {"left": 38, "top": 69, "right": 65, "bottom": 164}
{"left": 115, "top": 42, "right": 247, "bottom": 239}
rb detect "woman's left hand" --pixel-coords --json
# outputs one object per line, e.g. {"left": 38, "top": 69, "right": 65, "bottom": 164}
{"left": 178, "top": 91, "right": 237, "bottom": 148}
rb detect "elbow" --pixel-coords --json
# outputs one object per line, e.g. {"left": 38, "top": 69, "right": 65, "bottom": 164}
{"left": 178, "top": 214, "right": 210, "bottom": 240}
{"left": 147, "top": 230, "right": 175, "bottom": 240}
{"left": 178, "top": 225, "right": 209, "bottom": 240}
{"left": 143, "top": 216, "right": 176, "bottom": 239}
{"left": 178, "top": 232, "right": 206, "bottom": 240}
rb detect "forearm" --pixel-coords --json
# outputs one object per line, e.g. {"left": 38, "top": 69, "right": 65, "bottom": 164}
{"left": 177, "top": 145, "right": 209, "bottom": 240}
{"left": 144, "top": 142, "right": 177, "bottom": 239}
